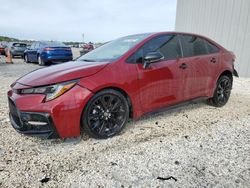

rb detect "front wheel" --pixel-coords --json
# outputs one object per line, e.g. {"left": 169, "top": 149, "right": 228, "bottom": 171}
{"left": 82, "top": 89, "right": 129, "bottom": 139}
{"left": 208, "top": 75, "right": 232, "bottom": 107}
{"left": 38, "top": 55, "right": 45, "bottom": 66}
{"left": 24, "top": 54, "right": 29, "bottom": 63}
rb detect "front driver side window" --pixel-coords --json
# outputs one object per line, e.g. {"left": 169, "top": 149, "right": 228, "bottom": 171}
{"left": 143, "top": 35, "right": 181, "bottom": 60}
{"left": 127, "top": 35, "right": 182, "bottom": 63}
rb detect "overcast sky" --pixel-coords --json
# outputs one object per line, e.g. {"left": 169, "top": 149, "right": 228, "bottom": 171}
{"left": 0, "top": 0, "right": 177, "bottom": 42}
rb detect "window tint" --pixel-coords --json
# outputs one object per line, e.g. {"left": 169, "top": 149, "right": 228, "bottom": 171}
{"left": 205, "top": 41, "right": 219, "bottom": 54}
{"left": 158, "top": 35, "right": 182, "bottom": 60}
{"left": 41, "top": 41, "right": 66, "bottom": 47}
{"left": 127, "top": 49, "right": 143, "bottom": 63}
{"left": 180, "top": 35, "right": 208, "bottom": 57}
{"left": 13, "top": 43, "right": 27, "bottom": 47}
{"left": 127, "top": 35, "right": 181, "bottom": 63}
{"left": 143, "top": 35, "right": 181, "bottom": 60}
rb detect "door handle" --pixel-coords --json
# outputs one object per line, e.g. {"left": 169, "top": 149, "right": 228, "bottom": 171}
{"left": 179, "top": 63, "right": 188, "bottom": 69}
{"left": 210, "top": 57, "right": 216, "bottom": 63}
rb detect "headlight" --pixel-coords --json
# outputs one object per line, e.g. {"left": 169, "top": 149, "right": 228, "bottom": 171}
{"left": 20, "top": 80, "right": 78, "bottom": 102}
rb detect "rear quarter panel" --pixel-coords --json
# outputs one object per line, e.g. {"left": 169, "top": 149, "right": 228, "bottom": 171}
{"left": 208, "top": 50, "right": 235, "bottom": 96}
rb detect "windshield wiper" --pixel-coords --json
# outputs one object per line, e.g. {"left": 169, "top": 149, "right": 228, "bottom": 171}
{"left": 80, "top": 59, "right": 96, "bottom": 62}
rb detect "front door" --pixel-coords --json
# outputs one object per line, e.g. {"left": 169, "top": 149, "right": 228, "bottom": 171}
{"left": 134, "top": 35, "right": 184, "bottom": 113}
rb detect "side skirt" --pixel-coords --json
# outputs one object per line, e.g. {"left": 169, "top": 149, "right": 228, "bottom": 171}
{"left": 141, "top": 96, "right": 209, "bottom": 118}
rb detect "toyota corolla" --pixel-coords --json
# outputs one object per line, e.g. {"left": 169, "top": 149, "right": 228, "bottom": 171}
{"left": 7, "top": 32, "right": 238, "bottom": 139}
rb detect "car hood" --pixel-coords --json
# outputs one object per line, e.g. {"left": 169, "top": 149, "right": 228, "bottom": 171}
{"left": 16, "top": 61, "right": 109, "bottom": 87}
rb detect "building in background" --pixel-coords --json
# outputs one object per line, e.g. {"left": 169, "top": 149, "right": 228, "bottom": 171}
{"left": 175, "top": 0, "right": 250, "bottom": 77}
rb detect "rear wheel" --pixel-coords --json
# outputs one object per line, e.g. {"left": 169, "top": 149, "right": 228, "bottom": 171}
{"left": 208, "top": 75, "right": 232, "bottom": 107}
{"left": 82, "top": 89, "right": 129, "bottom": 139}
{"left": 38, "top": 55, "right": 45, "bottom": 66}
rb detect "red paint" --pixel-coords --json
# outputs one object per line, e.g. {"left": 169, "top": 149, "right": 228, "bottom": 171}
{"left": 0, "top": 46, "right": 5, "bottom": 55}
{"left": 8, "top": 32, "right": 236, "bottom": 138}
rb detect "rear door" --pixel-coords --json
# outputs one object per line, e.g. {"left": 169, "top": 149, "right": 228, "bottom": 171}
{"left": 179, "top": 35, "right": 211, "bottom": 99}
{"left": 204, "top": 40, "right": 221, "bottom": 86}
{"left": 128, "top": 35, "right": 184, "bottom": 113}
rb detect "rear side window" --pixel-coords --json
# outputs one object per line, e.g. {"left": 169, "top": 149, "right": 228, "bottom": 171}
{"left": 127, "top": 35, "right": 181, "bottom": 63}
{"left": 205, "top": 41, "right": 219, "bottom": 54}
{"left": 13, "top": 43, "right": 27, "bottom": 47}
{"left": 180, "top": 35, "right": 208, "bottom": 57}
{"left": 42, "top": 41, "right": 66, "bottom": 47}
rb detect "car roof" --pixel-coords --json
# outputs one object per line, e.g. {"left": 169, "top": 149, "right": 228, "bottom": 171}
{"left": 145, "top": 31, "right": 225, "bottom": 50}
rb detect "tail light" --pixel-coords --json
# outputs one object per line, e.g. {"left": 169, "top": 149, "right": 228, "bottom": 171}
{"left": 43, "top": 47, "right": 55, "bottom": 51}
{"left": 43, "top": 47, "right": 71, "bottom": 51}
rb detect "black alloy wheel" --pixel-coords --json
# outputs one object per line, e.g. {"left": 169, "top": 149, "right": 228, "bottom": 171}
{"left": 209, "top": 75, "right": 232, "bottom": 107}
{"left": 82, "top": 89, "right": 129, "bottom": 139}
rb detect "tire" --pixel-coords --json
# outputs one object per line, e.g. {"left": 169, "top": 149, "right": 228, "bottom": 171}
{"left": 208, "top": 75, "right": 232, "bottom": 107}
{"left": 82, "top": 89, "right": 129, "bottom": 139}
{"left": 24, "top": 54, "right": 29, "bottom": 63}
{"left": 38, "top": 55, "right": 45, "bottom": 66}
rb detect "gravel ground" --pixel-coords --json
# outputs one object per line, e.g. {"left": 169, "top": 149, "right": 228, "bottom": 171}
{"left": 0, "top": 50, "right": 250, "bottom": 187}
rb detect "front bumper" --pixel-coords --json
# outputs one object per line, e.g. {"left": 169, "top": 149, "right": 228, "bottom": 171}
{"left": 9, "top": 98, "right": 58, "bottom": 138}
{"left": 7, "top": 84, "right": 93, "bottom": 138}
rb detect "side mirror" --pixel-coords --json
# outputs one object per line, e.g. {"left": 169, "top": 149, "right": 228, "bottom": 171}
{"left": 143, "top": 52, "right": 164, "bottom": 69}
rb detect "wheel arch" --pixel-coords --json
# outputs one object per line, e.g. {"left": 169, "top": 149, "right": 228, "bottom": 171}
{"left": 92, "top": 86, "right": 133, "bottom": 118}
{"left": 209, "top": 69, "right": 233, "bottom": 97}
{"left": 217, "top": 70, "right": 233, "bottom": 82}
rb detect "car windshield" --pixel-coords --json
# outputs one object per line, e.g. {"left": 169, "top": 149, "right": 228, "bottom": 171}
{"left": 78, "top": 33, "right": 151, "bottom": 62}
{"left": 41, "top": 41, "right": 66, "bottom": 47}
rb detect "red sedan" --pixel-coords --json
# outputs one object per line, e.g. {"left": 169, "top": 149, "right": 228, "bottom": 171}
{"left": 7, "top": 32, "right": 237, "bottom": 139}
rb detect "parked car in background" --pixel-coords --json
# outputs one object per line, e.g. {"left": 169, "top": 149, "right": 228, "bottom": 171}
{"left": 0, "top": 41, "right": 8, "bottom": 55}
{"left": 8, "top": 32, "right": 237, "bottom": 139}
{"left": 5, "top": 42, "right": 27, "bottom": 57}
{"left": 0, "top": 44, "right": 5, "bottom": 55}
{"left": 80, "top": 42, "right": 94, "bottom": 55}
{"left": 24, "top": 41, "right": 73, "bottom": 66}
